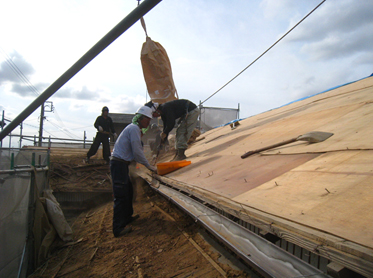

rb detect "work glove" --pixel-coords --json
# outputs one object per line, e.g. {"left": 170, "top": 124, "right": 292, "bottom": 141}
{"left": 113, "top": 133, "right": 118, "bottom": 140}
{"left": 160, "top": 132, "right": 167, "bottom": 141}
{"left": 98, "top": 126, "right": 103, "bottom": 132}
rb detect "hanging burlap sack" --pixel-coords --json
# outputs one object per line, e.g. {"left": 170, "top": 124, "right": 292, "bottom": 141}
{"left": 140, "top": 17, "right": 178, "bottom": 103}
{"left": 141, "top": 37, "right": 179, "bottom": 103}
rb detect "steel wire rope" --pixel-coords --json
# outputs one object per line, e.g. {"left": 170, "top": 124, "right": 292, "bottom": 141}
{"left": 199, "top": 0, "right": 326, "bottom": 106}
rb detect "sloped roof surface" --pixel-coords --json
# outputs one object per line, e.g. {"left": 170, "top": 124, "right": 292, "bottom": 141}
{"left": 163, "top": 76, "right": 373, "bottom": 251}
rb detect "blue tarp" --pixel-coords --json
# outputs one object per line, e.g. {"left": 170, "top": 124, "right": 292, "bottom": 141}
{"left": 215, "top": 74, "right": 373, "bottom": 129}
{"left": 283, "top": 74, "right": 373, "bottom": 107}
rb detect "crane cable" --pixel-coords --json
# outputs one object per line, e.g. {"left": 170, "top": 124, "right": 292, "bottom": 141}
{"left": 200, "top": 0, "right": 326, "bottom": 106}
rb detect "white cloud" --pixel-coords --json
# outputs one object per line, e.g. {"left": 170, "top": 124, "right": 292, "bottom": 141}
{"left": 289, "top": 0, "right": 373, "bottom": 61}
{"left": 1, "top": 0, "right": 372, "bottom": 146}
{"left": 261, "top": 0, "right": 299, "bottom": 19}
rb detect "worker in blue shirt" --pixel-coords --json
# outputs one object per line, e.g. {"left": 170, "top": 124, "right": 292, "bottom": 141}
{"left": 110, "top": 106, "right": 156, "bottom": 237}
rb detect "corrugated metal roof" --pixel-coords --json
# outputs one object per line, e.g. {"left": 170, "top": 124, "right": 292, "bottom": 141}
{"left": 109, "top": 113, "right": 134, "bottom": 124}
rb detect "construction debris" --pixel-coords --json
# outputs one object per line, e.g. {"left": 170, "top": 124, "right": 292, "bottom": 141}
{"left": 29, "top": 151, "right": 251, "bottom": 277}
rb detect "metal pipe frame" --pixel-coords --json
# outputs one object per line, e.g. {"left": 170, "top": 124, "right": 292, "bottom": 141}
{"left": 0, "top": 0, "right": 162, "bottom": 141}
{"left": 3, "top": 134, "right": 94, "bottom": 143}
{"left": 0, "top": 167, "right": 49, "bottom": 175}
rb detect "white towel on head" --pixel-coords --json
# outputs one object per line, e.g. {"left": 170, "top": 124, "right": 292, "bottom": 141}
{"left": 151, "top": 102, "right": 159, "bottom": 112}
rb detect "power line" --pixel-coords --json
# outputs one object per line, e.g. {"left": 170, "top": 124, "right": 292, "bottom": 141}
{"left": 0, "top": 48, "right": 82, "bottom": 139}
{"left": 71, "top": 125, "right": 92, "bottom": 130}
{"left": 4, "top": 116, "right": 38, "bottom": 129}
{"left": 200, "top": 0, "right": 326, "bottom": 105}
{"left": 4, "top": 115, "right": 71, "bottom": 139}
{"left": 4, "top": 106, "right": 81, "bottom": 139}
{"left": 52, "top": 107, "right": 81, "bottom": 138}
{"left": 44, "top": 118, "right": 80, "bottom": 139}
{"left": 39, "top": 127, "right": 58, "bottom": 138}
{"left": 0, "top": 48, "right": 40, "bottom": 97}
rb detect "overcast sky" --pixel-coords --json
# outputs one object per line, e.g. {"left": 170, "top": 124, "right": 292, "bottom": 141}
{"left": 1, "top": 0, "right": 372, "bottom": 146}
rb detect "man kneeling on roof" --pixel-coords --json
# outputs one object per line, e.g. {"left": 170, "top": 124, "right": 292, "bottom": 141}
{"left": 146, "top": 99, "right": 199, "bottom": 161}
{"left": 110, "top": 105, "right": 156, "bottom": 238}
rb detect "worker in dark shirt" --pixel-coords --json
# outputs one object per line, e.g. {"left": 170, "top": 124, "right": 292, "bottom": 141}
{"left": 150, "top": 99, "right": 199, "bottom": 161}
{"left": 86, "top": 106, "right": 117, "bottom": 164}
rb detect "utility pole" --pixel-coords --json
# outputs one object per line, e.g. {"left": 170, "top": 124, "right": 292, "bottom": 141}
{"left": 38, "top": 103, "right": 45, "bottom": 147}
{"left": 84, "top": 131, "right": 87, "bottom": 149}
{"left": 0, "top": 110, "right": 4, "bottom": 148}
{"left": 19, "top": 122, "right": 23, "bottom": 148}
{"left": 38, "top": 101, "right": 53, "bottom": 147}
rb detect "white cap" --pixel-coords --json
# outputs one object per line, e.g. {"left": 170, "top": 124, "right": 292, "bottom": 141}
{"left": 136, "top": 106, "right": 153, "bottom": 119}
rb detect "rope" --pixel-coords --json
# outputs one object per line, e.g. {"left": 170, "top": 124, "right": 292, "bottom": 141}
{"left": 137, "top": 0, "right": 148, "bottom": 37}
{"left": 200, "top": 0, "right": 326, "bottom": 105}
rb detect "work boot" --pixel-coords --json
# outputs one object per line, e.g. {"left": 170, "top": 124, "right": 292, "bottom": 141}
{"left": 114, "top": 226, "right": 132, "bottom": 238}
{"left": 128, "top": 214, "right": 140, "bottom": 224}
{"left": 172, "top": 149, "right": 187, "bottom": 161}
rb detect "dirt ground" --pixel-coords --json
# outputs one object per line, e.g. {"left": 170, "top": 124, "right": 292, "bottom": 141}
{"left": 29, "top": 150, "right": 253, "bottom": 278}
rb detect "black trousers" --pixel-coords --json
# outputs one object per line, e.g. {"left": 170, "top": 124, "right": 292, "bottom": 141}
{"left": 87, "top": 132, "right": 110, "bottom": 161}
{"left": 110, "top": 159, "right": 133, "bottom": 236}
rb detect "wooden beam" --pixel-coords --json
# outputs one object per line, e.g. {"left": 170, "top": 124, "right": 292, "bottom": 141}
{"left": 327, "top": 262, "right": 365, "bottom": 278}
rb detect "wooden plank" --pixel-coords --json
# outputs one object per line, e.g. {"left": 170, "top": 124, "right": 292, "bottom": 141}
{"left": 135, "top": 77, "right": 373, "bottom": 277}
{"left": 233, "top": 151, "right": 373, "bottom": 249}
{"left": 164, "top": 153, "right": 319, "bottom": 199}
{"left": 138, "top": 169, "right": 373, "bottom": 277}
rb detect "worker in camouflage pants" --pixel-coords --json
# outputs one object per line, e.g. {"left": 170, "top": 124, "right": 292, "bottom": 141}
{"left": 148, "top": 99, "right": 199, "bottom": 161}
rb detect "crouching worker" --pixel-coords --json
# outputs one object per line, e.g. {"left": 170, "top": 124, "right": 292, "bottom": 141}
{"left": 110, "top": 106, "right": 157, "bottom": 237}
{"left": 151, "top": 99, "right": 199, "bottom": 161}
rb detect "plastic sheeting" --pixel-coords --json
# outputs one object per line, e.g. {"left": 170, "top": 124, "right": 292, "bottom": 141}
{"left": 0, "top": 173, "right": 30, "bottom": 278}
{"left": 199, "top": 106, "right": 239, "bottom": 132}
{"left": 0, "top": 150, "right": 53, "bottom": 277}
